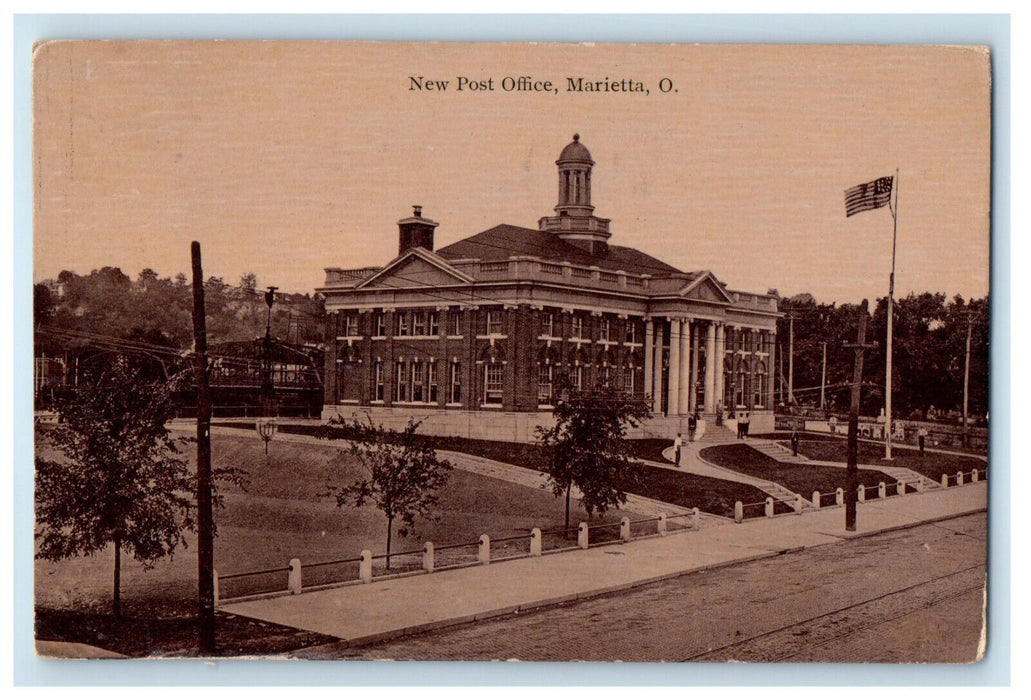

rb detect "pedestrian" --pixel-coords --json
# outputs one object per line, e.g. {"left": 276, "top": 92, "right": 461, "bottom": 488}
{"left": 715, "top": 402, "right": 723, "bottom": 427}
{"left": 829, "top": 415, "right": 837, "bottom": 435}
{"left": 688, "top": 413, "right": 697, "bottom": 443}
{"left": 918, "top": 426, "right": 928, "bottom": 456}
{"left": 736, "top": 413, "right": 743, "bottom": 439}
{"left": 673, "top": 432, "right": 683, "bottom": 467}
{"left": 791, "top": 429, "right": 800, "bottom": 456}
{"left": 742, "top": 412, "right": 750, "bottom": 439}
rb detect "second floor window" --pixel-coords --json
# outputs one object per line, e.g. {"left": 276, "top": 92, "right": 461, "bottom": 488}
{"left": 542, "top": 312, "right": 554, "bottom": 337}
{"left": 428, "top": 311, "right": 439, "bottom": 336}
{"left": 375, "top": 312, "right": 386, "bottom": 337}
{"left": 625, "top": 320, "right": 637, "bottom": 344}
{"left": 395, "top": 313, "right": 409, "bottom": 337}
{"left": 412, "top": 311, "right": 426, "bottom": 336}
{"left": 571, "top": 315, "right": 584, "bottom": 339}
{"left": 600, "top": 318, "right": 611, "bottom": 342}
{"left": 449, "top": 310, "right": 461, "bottom": 336}
{"left": 486, "top": 310, "right": 503, "bottom": 335}
{"left": 342, "top": 313, "right": 358, "bottom": 337}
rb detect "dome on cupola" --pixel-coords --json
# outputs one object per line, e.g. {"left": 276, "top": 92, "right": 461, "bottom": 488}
{"left": 557, "top": 133, "right": 594, "bottom": 164}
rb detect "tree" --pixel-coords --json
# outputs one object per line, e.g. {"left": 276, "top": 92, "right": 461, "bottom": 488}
{"left": 35, "top": 359, "right": 195, "bottom": 618}
{"left": 536, "top": 380, "right": 652, "bottom": 532}
{"left": 324, "top": 417, "right": 452, "bottom": 569}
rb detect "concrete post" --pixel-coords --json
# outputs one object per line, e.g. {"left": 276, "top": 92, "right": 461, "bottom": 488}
{"left": 620, "top": 517, "right": 632, "bottom": 542}
{"left": 692, "top": 507, "right": 700, "bottom": 528}
{"left": 734, "top": 502, "right": 743, "bottom": 523}
{"left": 423, "top": 542, "right": 435, "bottom": 572}
{"left": 836, "top": 487, "right": 844, "bottom": 506}
{"left": 897, "top": 480, "right": 906, "bottom": 496}
{"left": 956, "top": 471, "right": 964, "bottom": 486}
{"left": 941, "top": 473, "right": 949, "bottom": 488}
{"left": 794, "top": 494, "right": 803, "bottom": 514}
{"left": 765, "top": 497, "right": 774, "bottom": 518}
{"left": 530, "top": 528, "right": 542, "bottom": 556}
{"left": 478, "top": 534, "right": 490, "bottom": 565}
{"left": 578, "top": 522, "right": 589, "bottom": 549}
{"left": 213, "top": 569, "right": 219, "bottom": 607}
{"left": 878, "top": 482, "right": 887, "bottom": 499}
{"left": 657, "top": 514, "right": 667, "bottom": 536}
{"left": 972, "top": 469, "right": 979, "bottom": 483}
{"left": 858, "top": 484, "right": 866, "bottom": 502}
{"left": 288, "top": 558, "right": 302, "bottom": 595}
{"left": 359, "top": 550, "right": 372, "bottom": 583}
{"left": 812, "top": 491, "right": 821, "bottom": 510}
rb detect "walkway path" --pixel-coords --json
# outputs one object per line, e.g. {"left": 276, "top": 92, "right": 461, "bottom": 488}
{"left": 220, "top": 481, "right": 987, "bottom": 649}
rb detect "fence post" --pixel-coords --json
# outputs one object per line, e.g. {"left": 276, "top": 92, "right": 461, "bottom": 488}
{"left": 794, "top": 494, "right": 803, "bottom": 514}
{"left": 765, "top": 497, "right": 774, "bottom": 518}
{"left": 956, "top": 471, "right": 964, "bottom": 486}
{"left": 478, "top": 534, "right": 490, "bottom": 565}
{"left": 897, "top": 480, "right": 906, "bottom": 496}
{"left": 941, "top": 473, "right": 949, "bottom": 488}
{"left": 657, "top": 514, "right": 667, "bottom": 536}
{"left": 578, "top": 522, "right": 589, "bottom": 549}
{"left": 530, "top": 528, "right": 542, "bottom": 556}
{"left": 734, "top": 501, "right": 743, "bottom": 523}
{"left": 213, "top": 569, "right": 219, "bottom": 608}
{"left": 692, "top": 507, "right": 700, "bottom": 528}
{"left": 423, "top": 542, "right": 435, "bottom": 573}
{"left": 812, "top": 491, "right": 821, "bottom": 510}
{"left": 972, "top": 469, "right": 979, "bottom": 483}
{"left": 620, "top": 517, "right": 632, "bottom": 542}
{"left": 858, "top": 484, "right": 866, "bottom": 503}
{"left": 836, "top": 487, "right": 844, "bottom": 506}
{"left": 288, "top": 558, "right": 302, "bottom": 595}
{"left": 359, "top": 550, "right": 372, "bottom": 583}
{"left": 878, "top": 482, "right": 886, "bottom": 499}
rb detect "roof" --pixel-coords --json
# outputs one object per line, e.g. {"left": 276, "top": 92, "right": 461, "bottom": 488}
{"left": 436, "top": 224, "right": 685, "bottom": 277}
{"left": 558, "top": 134, "right": 593, "bottom": 163}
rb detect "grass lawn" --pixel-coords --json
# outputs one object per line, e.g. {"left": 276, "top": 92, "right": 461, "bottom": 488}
{"left": 268, "top": 423, "right": 778, "bottom": 521}
{"left": 34, "top": 430, "right": 636, "bottom": 656}
{"left": 699, "top": 443, "right": 895, "bottom": 500}
{"left": 775, "top": 434, "right": 988, "bottom": 483}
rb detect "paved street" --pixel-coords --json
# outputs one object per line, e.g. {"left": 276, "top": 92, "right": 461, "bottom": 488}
{"left": 296, "top": 512, "right": 986, "bottom": 662}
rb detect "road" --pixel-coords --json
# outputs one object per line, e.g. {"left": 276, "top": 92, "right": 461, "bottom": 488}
{"left": 303, "top": 512, "right": 986, "bottom": 662}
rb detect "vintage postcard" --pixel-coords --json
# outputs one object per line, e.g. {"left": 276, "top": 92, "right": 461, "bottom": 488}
{"left": 32, "top": 41, "right": 990, "bottom": 663}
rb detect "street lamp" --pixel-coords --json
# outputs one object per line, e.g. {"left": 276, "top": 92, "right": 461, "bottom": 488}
{"left": 256, "top": 285, "right": 279, "bottom": 453}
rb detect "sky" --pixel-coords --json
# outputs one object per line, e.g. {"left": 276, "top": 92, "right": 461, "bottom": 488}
{"left": 33, "top": 41, "right": 991, "bottom": 304}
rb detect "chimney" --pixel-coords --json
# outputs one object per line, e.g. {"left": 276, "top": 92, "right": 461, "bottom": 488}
{"left": 398, "top": 204, "right": 438, "bottom": 255}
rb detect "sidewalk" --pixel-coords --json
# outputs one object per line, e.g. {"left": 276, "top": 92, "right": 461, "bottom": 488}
{"left": 221, "top": 480, "right": 987, "bottom": 650}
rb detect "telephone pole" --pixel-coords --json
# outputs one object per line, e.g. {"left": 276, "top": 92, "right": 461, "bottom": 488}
{"left": 190, "top": 242, "right": 215, "bottom": 654}
{"left": 963, "top": 311, "right": 973, "bottom": 448}
{"left": 788, "top": 314, "right": 795, "bottom": 405}
{"left": 843, "top": 300, "right": 876, "bottom": 532}
{"left": 820, "top": 341, "right": 827, "bottom": 410}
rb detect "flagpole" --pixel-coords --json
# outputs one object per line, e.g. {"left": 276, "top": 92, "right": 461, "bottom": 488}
{"left": 885, "top": 168, "right": 899, "bottom": 461}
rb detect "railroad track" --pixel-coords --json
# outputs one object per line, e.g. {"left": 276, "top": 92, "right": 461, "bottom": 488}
{"left": 681, "top": 563, "right": 986, "bottom": 662}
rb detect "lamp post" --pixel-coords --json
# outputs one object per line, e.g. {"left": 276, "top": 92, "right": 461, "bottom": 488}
{"left": 256, "top": 286, "right": 279, "bottom": 453}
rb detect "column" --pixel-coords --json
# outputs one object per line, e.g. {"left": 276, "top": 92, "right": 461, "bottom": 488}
{"left": 643, "top": 318, "right": 654, "bottom": 400}
{"left": 768, "top": 331, "right": 777, "bottom": 410}
{"left": 668, "top": 318, "right": 681, "bottom": 416}
{"left": 689, "top": 322, "right": 700, "bottom": 413}
{"left": 715, "top": 323, "right": 726, "bottom": 410}
{"left": 678, "top": 319, "right": 691, "bottom": 415}
{"left": 748, "top": 329, "right": 758, "bottom": 410}
{"left": 704, "top": 322, "right": 717, "bottom": 413}
{"left": 652, "top": 320, "right": 664, "bottom": 414}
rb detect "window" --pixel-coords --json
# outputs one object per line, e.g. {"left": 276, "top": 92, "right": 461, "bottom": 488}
{"left": 395, "top": 361, "right": 408, "bottom": 402}
{"left": 538, "top": 364, "right": 553, "bottom": 404}
{"left": 599, "top": 364, "right": 612, "bottom": 386}
{"left": 754, "top": 363, "right": 767, "bottom": 408}
{"left": 542, "top": 311, "right": 554, "bottom": 337}
{"left": 343, "top": 313, "right": 358, "bottom": 337}
{"left": 486, "top": 310, "right": 503, "bottom": 335}
{"left": 373, "top": 361, "right": 384, "bottom": 401}
{"left": 625, "top": 320, "right": 637, "bottom": 344}
{"left": 623, "top": 364, "right": 636, "bottom": 394}
{"left": 375, "top": 312, "right": 386, "bottom": 337}
{"left": 428, "top": 361, "right": 438, "bottom": 403}
{"left": 600, "top": 318, "right": 611, "bottom": 342}
{"left": 572, "top": 365, "right": 584, "bottom": 392}
{"left": 395, "top": 312, "right": 409, "bottom": 337}
{"left": 449, "top": 309, "right": 461, "bottom": 336}
{"left": 484, "top": 363, "right": 503, "bottom": 404}
{"left": 412, "top": 311, "right": 426, "bottom": 336}
{"left": 428, "top": 311, "right": 439, "bottom": 336}
{"left": 449, "top": 360, "right": 461, "bottom": 403}
{"left": 571, "top": 315, "right": 584, "bottom": 339}
{"left": 409, "top": 361, "right": 423, "bottom": 402}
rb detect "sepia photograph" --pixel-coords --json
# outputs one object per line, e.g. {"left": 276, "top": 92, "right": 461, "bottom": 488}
{"left": 30, "top": 39, "right": 992, "bottom": 665}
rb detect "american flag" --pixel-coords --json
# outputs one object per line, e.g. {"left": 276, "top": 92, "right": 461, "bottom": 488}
{"left": 844, "top": 176, "right": 894, "bottom": 217}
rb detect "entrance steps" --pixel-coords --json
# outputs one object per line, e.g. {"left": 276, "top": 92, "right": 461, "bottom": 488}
{"left": 749, "top": 439, "right": 810, "bottom": 464}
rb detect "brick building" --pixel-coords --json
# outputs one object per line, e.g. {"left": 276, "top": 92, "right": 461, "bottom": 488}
{"left": 318, "top": 135, "right": 781, "bottom": 440}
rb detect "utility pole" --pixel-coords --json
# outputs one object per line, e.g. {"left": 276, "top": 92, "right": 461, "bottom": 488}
{"left": 788, "top": 314, "right": 795, "bottom": 405}
{"left": 820, "top": 341, "right": 827, "bottom": 411}
{"left": 843, "top": 300, "right": 876, "bottom": 532}
{"left": 190, "top": 242, "right": 215, "bottom": 654}
{"left": 963, "top": 311, "right": 973, "bottom": 448}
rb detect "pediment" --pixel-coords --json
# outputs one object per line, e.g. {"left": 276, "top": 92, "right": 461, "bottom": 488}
{"left": 357, "top": 248, "right": 474, "bottom": 289}
{"left": 679, "top": 272, "right": 736, "bottom": 304}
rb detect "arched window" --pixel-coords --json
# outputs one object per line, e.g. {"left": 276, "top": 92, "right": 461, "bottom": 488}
{"left": 597, "top": 350, "right": 616, "bottom": 387}
{"left": 754, "top": 361, "right": 767, "bottom": 409}
{"left": 736, "top": 359, "right": 750, "bottom": 409}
